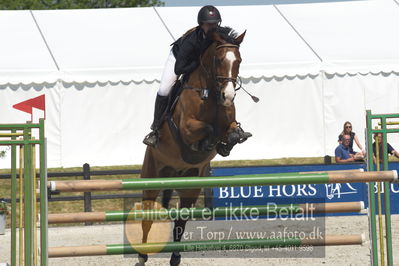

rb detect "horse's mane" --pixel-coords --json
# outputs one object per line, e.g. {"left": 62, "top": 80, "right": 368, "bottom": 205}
{"left": 212, "top": 26, "right": 239, "bottom": 45}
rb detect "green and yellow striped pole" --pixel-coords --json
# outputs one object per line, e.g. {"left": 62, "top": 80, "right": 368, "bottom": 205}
{"left": 380, "top": 117, "right": 393, "bottom": 266}
{"left": 23, "top": 125, "right": 34, "bottom": 266}
{"left": 19, "top": 145, "right": 24, "bottom": 266}
{"left": 48, "top": 234, "right": 365, "bottom": 258}
{"left": 10, "top": 130, "right": 17, "bottom": 266}
{"left": 47, "top": 201, "right": 365, "bottom": 224}
{"left": 48, "top": 171, "right": 398, "bottom": 192}
{"left": 374, "top": 129, "right": 385, "bottom": 266}
{"left": 366, "top": 110, "right": 378, "bottom": 265}
{"left": 39, "top": 119, "right": 48, "bottom": 266}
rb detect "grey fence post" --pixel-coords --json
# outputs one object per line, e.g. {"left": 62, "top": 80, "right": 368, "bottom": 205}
{"left": 83, "top": 163, "right": 92, "bottom": 225}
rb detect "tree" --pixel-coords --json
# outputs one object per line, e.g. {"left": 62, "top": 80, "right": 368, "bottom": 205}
{"left": 0, "top": 0, "right": 164, "bottom": 10}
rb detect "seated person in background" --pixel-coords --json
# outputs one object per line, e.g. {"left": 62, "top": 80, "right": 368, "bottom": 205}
{"left": 338, "top": 121, "right": 365, "bottom": 158}
{"left": 372, "top": 133, "right": 399, "bottom": 163}
{"left": 335, "top": 134, "right": 363, "bottom": 163}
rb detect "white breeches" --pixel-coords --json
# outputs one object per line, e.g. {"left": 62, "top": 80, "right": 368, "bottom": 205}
{"left": 158, "top": 50, "right": 178, "bottom": 96}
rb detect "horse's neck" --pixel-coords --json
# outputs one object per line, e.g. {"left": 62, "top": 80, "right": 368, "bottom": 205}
{"left": 186, "top": 72, "right": 207, "bottom": 90}
{"left": 186, "top": 45, "right": 216, "bottom": 88}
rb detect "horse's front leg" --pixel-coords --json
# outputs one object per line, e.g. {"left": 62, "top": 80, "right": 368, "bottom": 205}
{"left": 217, "top": 121, "right": 252, "bottom": 157}
{"left": 226, "top": 121, "right": 252, "bottom": 144}
{"left": 137, "top": 189, "right": 160, "bottom": 265}
{"left": 170, "top": 189, "right": 201, "bottom": 266}
{"left": 181, "top": 118, "right": 216, "bottom": 151}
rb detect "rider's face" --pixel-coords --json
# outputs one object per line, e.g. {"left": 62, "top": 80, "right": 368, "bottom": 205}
{"left": 201, "top": 23, "right": 218, "bottom": 33}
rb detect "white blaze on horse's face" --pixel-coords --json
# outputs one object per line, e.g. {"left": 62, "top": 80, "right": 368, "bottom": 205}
{"left": 223, "top": 51, "right": 236, "bottom": 105}
{"left": 219, "top": 49, "right": 241, "bottom": 107}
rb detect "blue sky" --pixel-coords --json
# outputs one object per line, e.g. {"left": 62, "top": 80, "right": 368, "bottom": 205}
{"left": 162, "top": 0, "right": 358, "bottom": 6}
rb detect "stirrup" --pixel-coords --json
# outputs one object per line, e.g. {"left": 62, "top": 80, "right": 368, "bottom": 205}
{"left": 143, "top": 131, "right": 159, "bottom": 147}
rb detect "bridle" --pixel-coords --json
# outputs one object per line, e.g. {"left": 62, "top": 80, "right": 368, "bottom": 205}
{"left": 214, "top": 44, "right": 240, "bottom": 85}
{"left": 200, "top": 43, "right": 243, "bottom": 95}
{"left": 195, "top": 43, "right": 243, "bottom": 138}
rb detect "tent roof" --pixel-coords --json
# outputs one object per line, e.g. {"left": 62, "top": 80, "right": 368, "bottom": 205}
{"left": 33, "top": 7, "right": 172, "bottom": 83}
{"left": 1, "top": 0, "right": 399, "bottom": 85}
{"left": 278, "top": 0, "right": 399, "bottom": 74}
{"left": 0, "top": 11, "right": 59, "bottom": 84}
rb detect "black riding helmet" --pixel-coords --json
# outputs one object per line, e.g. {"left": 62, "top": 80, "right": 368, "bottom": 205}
{"left": 197, "top": 5, "right": 222, "bottom": 25}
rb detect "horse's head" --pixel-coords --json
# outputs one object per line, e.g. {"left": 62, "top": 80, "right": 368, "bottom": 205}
{"left": 210, "top": 28, "right": 246, "bottom": 107}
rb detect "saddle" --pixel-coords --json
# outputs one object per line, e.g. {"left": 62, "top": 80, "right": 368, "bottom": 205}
{"left": 165, "top": 76, "right": 209, "bottom": 116}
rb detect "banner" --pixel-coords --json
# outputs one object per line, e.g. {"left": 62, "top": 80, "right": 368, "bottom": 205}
{"left": 212, "top": 162, "right": 399, "bottom": 216}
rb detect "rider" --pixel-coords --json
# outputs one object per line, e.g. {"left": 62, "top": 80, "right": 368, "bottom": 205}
{"left": 143, "top": 5, "right": 251, "bottom": 148}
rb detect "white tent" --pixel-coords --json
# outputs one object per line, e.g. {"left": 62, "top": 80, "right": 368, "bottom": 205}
{"left": 1, "top": 0, "right": 399, "bottom": 168}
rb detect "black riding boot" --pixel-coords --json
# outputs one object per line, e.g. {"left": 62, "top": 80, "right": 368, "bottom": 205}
{"left": 143, "top": 94, "right": 169, "bottom": 147}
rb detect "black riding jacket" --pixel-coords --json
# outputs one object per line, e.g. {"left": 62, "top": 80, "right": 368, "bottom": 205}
{"left": 171, "top": 26, "right": 213, "bottom": 76}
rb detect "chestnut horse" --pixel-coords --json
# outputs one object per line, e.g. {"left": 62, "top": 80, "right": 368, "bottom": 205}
{"left": 138, "top": 27, "right": 249, "bottom": 266}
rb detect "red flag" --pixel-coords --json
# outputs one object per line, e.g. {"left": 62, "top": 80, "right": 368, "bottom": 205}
{"left": 13, "top": 94, "right": 46, "bottom": 120}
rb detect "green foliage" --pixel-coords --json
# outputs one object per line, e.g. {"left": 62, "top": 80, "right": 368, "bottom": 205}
{"left": 0, "top": 0, "right": 164, "bottom": 10}
{"left": 0, "top": 150, "right": 5, "bottom": 159}
{"left": 0, "top": 200, "right": 9, "bottom": 215}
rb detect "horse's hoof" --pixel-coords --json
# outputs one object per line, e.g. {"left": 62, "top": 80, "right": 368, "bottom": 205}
{"left": 216, "top": 143, "right": 231, "bottom": 157}
{"left": 205, "top": 143, "right": 215, "bottom": 151}
{"left": 190, "top": 143, "right": 199, "bottom": 152}
{"left": 227, "top": 131, "right": 240, "bottom": 144}
{"left": 170, "top": 253, "right": 181, "bottom": 266}
{"left": 238, "top": 132, "right": 252, "bottom": 143}
{"left": 136, "top": 253, "right": 148, "bottom": 266}
{"left": 199, "top": 138, "right": 216, "bottom": 152}
{"left": 143, "top": 131, "right": 159, "bottom": 147}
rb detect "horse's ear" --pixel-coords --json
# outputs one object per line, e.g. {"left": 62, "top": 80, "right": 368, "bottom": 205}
{"left": 235, "top": 30, "right": 246, "bottom": 45}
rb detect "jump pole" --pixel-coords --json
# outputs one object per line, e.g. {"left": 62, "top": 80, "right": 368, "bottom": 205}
{"left": 48, "top": 171, "right": 398, "bottom": 192}
{"left": 48, "top": 234, "right": 365, "bottom": 258}
{"left": 47, "top": 201, "right": 365, "bottom": 224}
